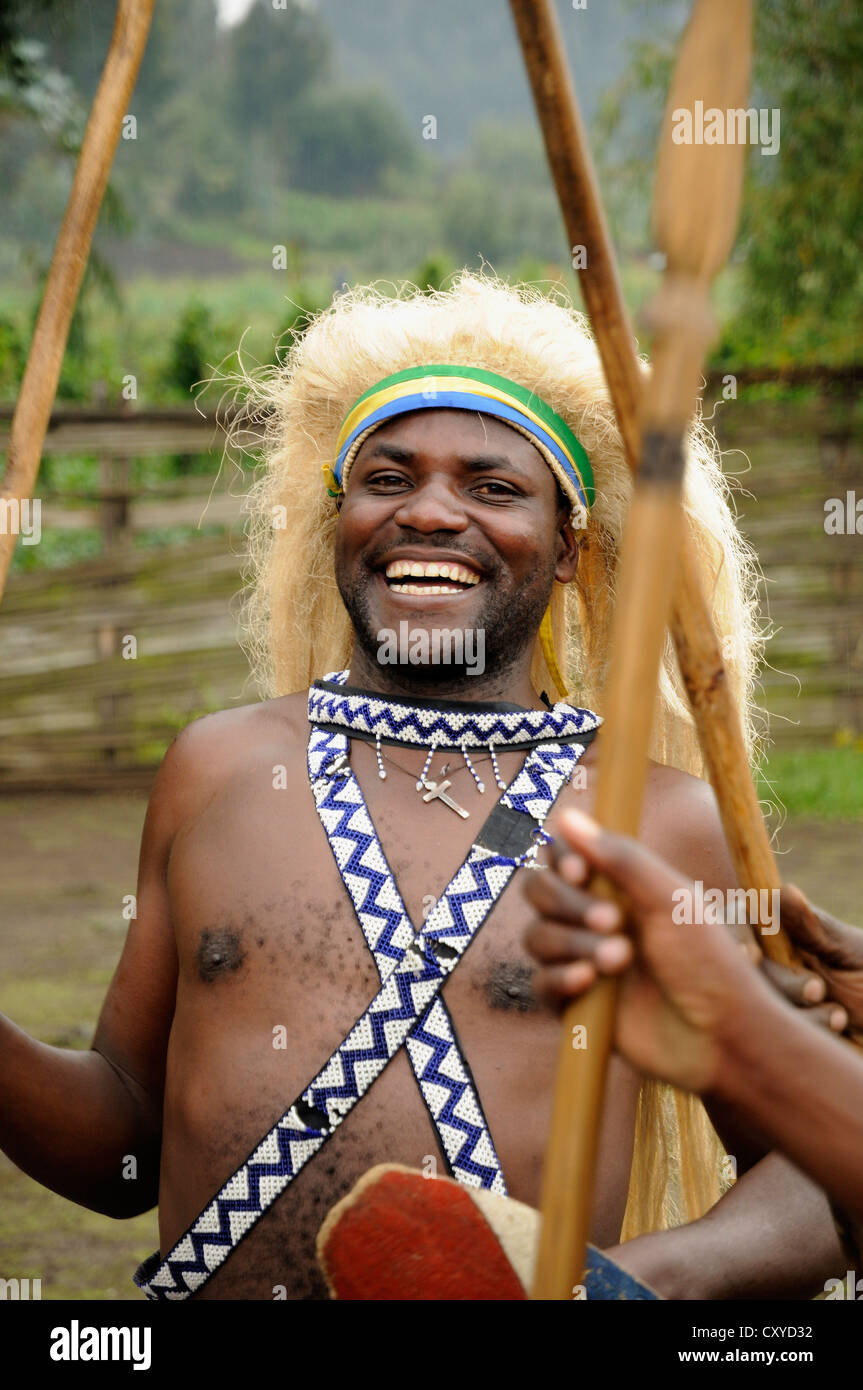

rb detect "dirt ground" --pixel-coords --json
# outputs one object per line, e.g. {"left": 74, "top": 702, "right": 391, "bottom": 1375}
{"left": 0, "top": 791, "right": 861, "bottom": 1301}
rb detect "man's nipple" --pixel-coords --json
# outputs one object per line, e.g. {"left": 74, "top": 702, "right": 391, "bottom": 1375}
{"left": 197, "top": 928, "right": 246, "bottom": 983}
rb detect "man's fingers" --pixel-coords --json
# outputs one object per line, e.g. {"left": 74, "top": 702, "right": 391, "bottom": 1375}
{"left": 524, "top": 917, "right": 634, "bottom": 973}
{"left": 727, "top": 918, "right": 763, "bottom": 966}
{"left": 780, "top": 884, "right": 833, "bottom": 952}
{"left": 556, "top": 808, "right": 681, "bottom": 914}
{"left": 781, "top": 883, "right": 861, "bottom": 970}
{"left": 795, "top": 1000, "right": 849, "bottom": 1034}
{"left": 548, "top": 836, "right": 589, "bottom": 886}
{"left": 759, "top": 956, "right": 827, "bottom": 1007}
{"left": 533, "top": 959, "right": 598, "bottom": 1006}
{"left": 523, "top": 861, "right": 624, "bottom": 932}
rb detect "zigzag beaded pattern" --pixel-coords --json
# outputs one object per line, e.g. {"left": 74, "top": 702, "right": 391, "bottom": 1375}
{"left": 309, "top": 723, "right": 507, "bottom": 1192}
{"left": 135, "top": 734, "right": 581, "bottom": 1299}
{"left": 406, "top": 997, "right": 504, "bottom": 1187}
{"left": 309, "top": 677, "right": 601, "bottom": 750}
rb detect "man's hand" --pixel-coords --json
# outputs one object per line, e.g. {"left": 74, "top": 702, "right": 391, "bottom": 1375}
{"left": 524, "top": 808, "right": 763, "bottom": 1092}
{"left": 779, "top": 883, "right": 863, "bottom": 1035}
{"left": 524, "top": 808, "right": 848, "bottom": 1093}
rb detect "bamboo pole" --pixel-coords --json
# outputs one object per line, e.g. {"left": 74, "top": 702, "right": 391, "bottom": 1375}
{"left": 525, "top": 0, "right": 757, "bottom": 1300}
{"left": 509, "top": 0, "right": 795, "bottom": 972}
{"left": 0, "top": 0, "right": 155, "bottom": 603}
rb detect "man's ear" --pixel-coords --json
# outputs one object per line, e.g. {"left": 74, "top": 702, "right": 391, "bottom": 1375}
{"left": 554, "top": 513, "right": 580, "bottom": 584}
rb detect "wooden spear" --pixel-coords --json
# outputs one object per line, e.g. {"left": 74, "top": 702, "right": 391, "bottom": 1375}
{"left": 509, "top": 0, "right": 796, "bottom": 973}
{"left": 0, "top": 0, "right": 155, "bottom": 603}
{"left": 525, "top": 0, "right": 757, "bottom": 1300}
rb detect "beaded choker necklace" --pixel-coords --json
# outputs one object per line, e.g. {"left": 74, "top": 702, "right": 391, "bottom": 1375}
{"left": 308, "top": 671, "right": 601, "bottom": 816}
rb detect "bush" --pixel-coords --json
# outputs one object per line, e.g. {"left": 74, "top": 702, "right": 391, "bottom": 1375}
{"left": 164, "top": 300, "right": 214, "bottom": 398}
{"left": 289, "top": 86, "right": 416, "bottom": 198}
{"left": 0, "top": 313, "right": 24, "bottom": 394}
{"left": 273, "top": 286, "right": 330, "bottom": 362}
{"left": 413, "top": 255, "right": 454, "bottom": 294}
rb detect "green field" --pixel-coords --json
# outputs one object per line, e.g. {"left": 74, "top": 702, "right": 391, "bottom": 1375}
{"left": 758, "top": 748, "right": 863, "bottom": 821}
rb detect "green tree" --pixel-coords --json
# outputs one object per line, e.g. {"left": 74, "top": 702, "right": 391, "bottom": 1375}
{"left": 15, "top": 0, "right": 215, "bottom": 118}
{"left": 289, "top": 86, "right": 416, "bottom": 197}
{"left": 594, "top": 0, "right": 863, "bottom": 365}
{"left": 0, "top": 1, "right": 63, "bottom": 80}
{"left": 732, "top": 0, "right": 863, "bottom": 363}
{"left": 440, "top": 123, "right": 564, "bottom": 267}
{"left": 228, "top": 0, "right": 330, "bottom": 138}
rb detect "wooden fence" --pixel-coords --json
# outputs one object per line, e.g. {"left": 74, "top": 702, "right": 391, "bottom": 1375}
{"left": 715, "top": 392, "right": 862, "bottom": 745}
{"left": 0, "top": 382, "right": 861, "bottom": 789}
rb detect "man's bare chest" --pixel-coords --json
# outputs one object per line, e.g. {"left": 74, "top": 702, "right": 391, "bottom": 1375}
{"left": 167, "top": 755, "right": 550, "bottom": 1027}
{"left": 155, "top": 739, "right": 639, "bottom": 1292}
{"left": 159, "top": 754, "right": 568, "bottom": 1231}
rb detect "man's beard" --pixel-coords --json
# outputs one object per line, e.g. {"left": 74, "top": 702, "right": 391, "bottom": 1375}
{"left": 336, "top": 558, "right": 556, "bottom": 697}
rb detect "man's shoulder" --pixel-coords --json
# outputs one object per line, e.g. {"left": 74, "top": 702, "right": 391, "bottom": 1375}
{"left": 644, "top": 757, "right": 711, "bottom": 806}
{"left": 564, "top": 744, "right": 733, "bottom": 884}
{"left": 642, "top": 758, "right": 722, "bottom": 839}
{"left": 172, "top": 690, "right": 308, "bottom": 765}
{"left": 147, "top": 691, "right": 310, "bottom": 832}
{"left": 572, "top": 742, "right": 713, "bottom": 813}
{"left": 642, "top": 759, "right": 735, "bottom": 885}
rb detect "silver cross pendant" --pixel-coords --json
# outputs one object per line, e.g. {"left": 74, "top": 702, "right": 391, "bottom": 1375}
{"left": 419, "top": 776, "right": 470, "bottom": 819}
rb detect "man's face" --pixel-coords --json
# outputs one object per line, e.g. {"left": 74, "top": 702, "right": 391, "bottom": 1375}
{"left": 333, "top": 409, "right": 578, "bottom": 688}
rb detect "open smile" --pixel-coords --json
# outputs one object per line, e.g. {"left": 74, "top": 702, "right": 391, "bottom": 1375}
{"left": 380, "top": 557, "right": 483, "bottom": 597}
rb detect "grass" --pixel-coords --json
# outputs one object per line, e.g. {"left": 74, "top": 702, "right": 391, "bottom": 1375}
{"left": 0, "top": 243, "right": 750, "bottom": 409}
{"left": 758, "top": 747, "right": 863, "bottom": 820}
{"left": 0, "top": 1160, "right": 157, "bottom": 1300}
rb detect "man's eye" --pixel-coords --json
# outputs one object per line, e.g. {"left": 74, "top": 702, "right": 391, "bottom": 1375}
{"left": 475, "top": 481, "right": 517, "bottom": 497}
{"left": 368, "top": 473, "right": 410, "bottom": 487}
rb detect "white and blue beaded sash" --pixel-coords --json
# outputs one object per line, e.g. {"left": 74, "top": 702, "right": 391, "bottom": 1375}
{"left": 306, "top": 672, "right": 599, "bottom": 1196}
{"left": 309, "top": 721, "right": 509, "bottom": 1195}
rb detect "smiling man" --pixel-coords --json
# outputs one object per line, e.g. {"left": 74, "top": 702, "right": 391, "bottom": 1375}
{"left": 0, "top": 274, "right": 846, "bottom": 1299}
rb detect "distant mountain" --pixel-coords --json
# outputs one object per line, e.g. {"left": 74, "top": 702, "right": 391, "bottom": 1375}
{"left": 316, "top": 0, "right": 664, "bottom": 152}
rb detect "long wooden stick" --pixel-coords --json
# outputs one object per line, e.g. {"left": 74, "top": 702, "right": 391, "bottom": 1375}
{"left": 526, "top": 0, "right": 755, "bottom": 1300}
{"left": 510, "top": 0, "right": 793, "bottom": 966}
{"left": 0, "top": 0, "right": 155, "bottom": 602}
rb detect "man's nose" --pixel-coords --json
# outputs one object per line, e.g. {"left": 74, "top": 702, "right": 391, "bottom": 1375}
{"left": 392, "top": 480, "right": 469, "bottom": 532}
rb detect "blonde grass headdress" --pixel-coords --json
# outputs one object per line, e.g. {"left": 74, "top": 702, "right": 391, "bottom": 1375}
{"left": 238, "top": 271, "right": 765, "bottom": 1242}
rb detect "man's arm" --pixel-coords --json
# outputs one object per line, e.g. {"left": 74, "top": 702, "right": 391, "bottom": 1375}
{"left": 643, "top": 776, "right": 846, "bottom": 1295}
{"left": 526, "top": 807, "right": 862, "bottom": 1296}
{"left": 0, "top": 727, "right": 202, "bottom": 1218}
{"left": 607, "top": 1154, "right": 844, "bottom": 1301}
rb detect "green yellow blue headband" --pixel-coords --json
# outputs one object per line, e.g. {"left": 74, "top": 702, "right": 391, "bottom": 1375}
{"left": 325, "top": 364, "right": 594, "bottom": 515}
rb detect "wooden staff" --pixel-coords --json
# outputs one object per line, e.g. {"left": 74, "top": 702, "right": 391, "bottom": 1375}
{"left": 524, "top": 0, "right": 757, "bottom": 1300}
{"left": 0, "top": 0, "right": 155, "bottom": 603}
{"left": 510, "top": 0, "right": 795, "bottom": 973}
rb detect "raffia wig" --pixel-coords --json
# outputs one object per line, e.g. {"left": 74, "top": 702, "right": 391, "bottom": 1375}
{"left": 238, "top": 272, "right": 764, "bottom": 1242}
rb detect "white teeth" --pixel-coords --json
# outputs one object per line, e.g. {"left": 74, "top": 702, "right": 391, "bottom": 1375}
{"left": 389, "top": 582, "right": 464, "bottom": 595}
{"left": 384, "top": 559, "right": 481, "bottom": 583}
